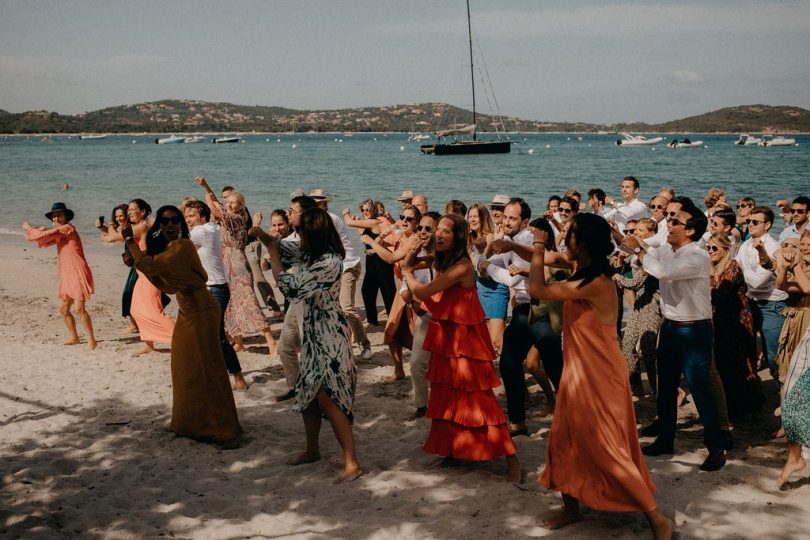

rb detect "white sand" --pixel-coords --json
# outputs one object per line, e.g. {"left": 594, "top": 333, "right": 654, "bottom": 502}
{"left": 1, "top": 233, "right": 808, "bottom": 539}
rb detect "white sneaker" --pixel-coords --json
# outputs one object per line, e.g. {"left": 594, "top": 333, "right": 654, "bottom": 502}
{"left": 360, "top": 347, "right": 373, "bottom": 360}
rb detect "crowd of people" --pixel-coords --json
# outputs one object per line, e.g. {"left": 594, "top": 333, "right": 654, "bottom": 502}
{"left": 22, "top": 176, "right": 810, "bottom": 538}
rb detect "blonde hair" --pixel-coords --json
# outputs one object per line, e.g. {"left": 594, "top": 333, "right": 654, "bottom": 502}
{"left": 637, "top": 217, "right": 658, "bottom": 233}
{"left": 225, "top": 190, "right": 245, "bottom": 211}
{"left": 708, "top": 233, "right": 733, "bottom": 276}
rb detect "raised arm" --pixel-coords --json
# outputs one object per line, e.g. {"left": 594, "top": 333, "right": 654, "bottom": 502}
{"left": 341, "top": 208, "right": 381, "bottom": 230}
{"left": 196, "top": 176, "right": 223, "bottom": 221}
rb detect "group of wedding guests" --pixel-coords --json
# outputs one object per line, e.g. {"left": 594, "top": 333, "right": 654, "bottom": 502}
{"left": 23, "top": 175, "right": 810, "bottom": 539}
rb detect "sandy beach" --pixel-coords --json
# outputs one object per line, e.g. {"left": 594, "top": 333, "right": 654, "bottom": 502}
{"left": 1, "top": 232, "right": 808, "bottom": 539}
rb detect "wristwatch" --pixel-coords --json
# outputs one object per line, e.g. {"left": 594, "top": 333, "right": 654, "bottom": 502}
{"left": 633, "top": 247, "right": 642, "bottom": 254}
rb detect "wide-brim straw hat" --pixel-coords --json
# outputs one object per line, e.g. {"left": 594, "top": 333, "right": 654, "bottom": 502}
{"left": 489, "top": 194, "right": 510, "bottom": 207}
{"left": 397, "top": 190, "right": 415, "bottom": 201}
{"left": 309, "top": 188, "right": 333, "bottom": 202}
{"left": 45, "top": 202, "right": 75, "bottom": 221}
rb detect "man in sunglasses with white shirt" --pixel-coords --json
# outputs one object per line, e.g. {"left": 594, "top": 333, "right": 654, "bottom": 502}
{"left": 735, "top": 206, "right": 788, "bottom": 382}
{"left": 779, "top": 196, "right": 809, "bottom": 241}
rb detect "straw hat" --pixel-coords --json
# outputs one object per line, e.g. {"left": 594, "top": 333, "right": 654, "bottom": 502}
{"left": 397, "top": 190, "right": 415, "bottom": 202}
{"left": 290, "top": 189, "right": 306, "bottom": 201}
{"left": 309, "top": 188, "right": 333, "bottom": 202}
{"left": 489, "top": 194, "right": 510, "bottom": 207}
{"left": 45, "top": 202, "right": 75, "bottom": 221}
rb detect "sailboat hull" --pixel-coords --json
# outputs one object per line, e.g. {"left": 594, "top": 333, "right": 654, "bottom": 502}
{"left": 421, "top": 140, "right": 512, "bottom": 155}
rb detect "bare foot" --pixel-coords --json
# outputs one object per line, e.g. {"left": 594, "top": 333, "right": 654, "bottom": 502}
{"left": 132, "top": 343, "right": 154, "bottom": 357}
{"left": 86, "top": 340, "right": 97, "bottom": 351}
{"left": 677, "top": 387, "right": 688, "bottom": 407}
{"left": 542, "top": 510, "right": 582, "bottom": 530}
{"left": 652, "top": 517, "right": 674, "bottom": 540}
{"left": 384, "top": 373, "right": 405, "bottom": 383}
{"left": 334, "top": 465, "right": 364, "bottom": 484}
{"left": 535, "top": 403, "right": 555, "bottom": 418}
{"left": 776, "top": 458, "right": 807, "bottom": 488}
{"left": 505, "top": 455, "right": 521, "bottom": 483}
{"left": 232, "top": 373, "right": 249, "bottom": 391}
{"left": 233, "top": 344, "right": 245, "bottom": 352}
{"left": 63, "top": 337, "right": 80, "bottom": 346}
{"left": 286, "top": 451, "right": 321, "bottom": 466}
{"left": 773, "top": 427, "right": 786, "bottom": 438}
{"left": 127, "top": 324, "right": 139, "bottom": 334}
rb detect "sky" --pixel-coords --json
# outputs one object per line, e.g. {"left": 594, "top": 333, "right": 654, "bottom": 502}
{"left": 1, "top": 0, "right": 809, "bottom": 124}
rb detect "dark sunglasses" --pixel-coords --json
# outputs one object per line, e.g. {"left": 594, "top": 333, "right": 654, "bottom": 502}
{"left": 666, "top": 211, "right": 678, "bottom": 218}
{"left": 667, "top": 218, "right": 686, "bottom": 227}
{"left": 158, "top": 215, "right": 182, "bottom": 225}
{"left": 416, "top": 225, "right": 433, "bottom": 232}
{"left": 736, "top": 204, "right": 751, "bottom": 209}
{"left": 746, "top": 219, "right": 765, "bottom": 225}
{"left": 649, "top": 204, "right": 666, "bottom": 210}
{"left": 625, "top": 228, "right": 637, "bottom": 234}
{"left": 790, "top": 208, "right": 807, "bottom": 214}
{"left": 559, "top": 208, "right": 573, "bottom": 214}
{"left": 707, "top": 245, "right": 722, "bottom": 252}
{"left": 399, "top": 215, "right": 415, "bottom": 222}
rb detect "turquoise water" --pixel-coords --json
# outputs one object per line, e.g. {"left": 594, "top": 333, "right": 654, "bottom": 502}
{"left": 1, "top": 133, "right": 808, "bottom": 236}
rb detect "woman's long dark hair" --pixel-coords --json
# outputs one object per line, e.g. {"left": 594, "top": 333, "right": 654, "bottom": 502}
{"left": 435, "top": 214, "right": 471, "bottom": 272}
{"left": 111, "top": 204, "right": 130, "bottom": 229}
{"left": 146, "top": 205, "right": 189, "bottom": 255}
{"left": 565, "top": 213, "right": 613, "bottom": 288}
{"left": 129, "top": 198, "right": 152, "bottom": 218}
{"left": 299, "top": 208, "right": 345, "bottom": 263}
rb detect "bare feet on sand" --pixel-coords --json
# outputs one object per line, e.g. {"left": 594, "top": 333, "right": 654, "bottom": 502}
{"left": 334, "top": 465, "right": 364, "bottom": 484}
{"left": 86, "top": 339, "right": 97, "bottom": 351}
{"left": 777, "top": 457, "right": 806, "bottom": 488}
{"left": 63, "top": 337, "right": 80, "bottom": 345}
{"left": 542, "top": 510, "right": 583, "bottom": 530}
{"left": 286, "top": 451, "right": 321, "bottom": 466}
{"left": 232, "top": 373, "right": 249, "bottom": 391}
{"left": 132, "top": 343, "right": 155, "bottom": 357}
{"left": 384, "top": 373, "right": 406, "bottom": 383}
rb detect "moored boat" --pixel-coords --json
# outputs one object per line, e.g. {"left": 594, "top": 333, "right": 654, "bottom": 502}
{"left": 735, "top": 133, "right": 762, "bottom": 145}
{"left": 213, "top": 136, "right": 240, "bottom": 144}
{"left": 78, "top": 134, "right": 108, "bottom": 140}
{"left": 184, "top": 136, "right": 206, "bottom": 144}
{"left": 155, "top": 135, "right": 185, "bottom": 144}
{"left": 615, "top": 133, "right": 664, "bottom": 146}
{"left": 758, "top": 135, "right": 796, "bottom": 147}
{"left": 668, "top": 138, "right": 704, "bottom": 148}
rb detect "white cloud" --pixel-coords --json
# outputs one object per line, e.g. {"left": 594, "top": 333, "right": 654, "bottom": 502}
{"left": 671, "top": 69, "right": 703, "bottom": 84}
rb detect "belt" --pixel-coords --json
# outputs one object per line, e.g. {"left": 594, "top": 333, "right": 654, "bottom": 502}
{"left": 208, "top": 283, "right": 228, "bottom": 289}
{"left": 664, "top": 318, "right": 711, "bottom": 327}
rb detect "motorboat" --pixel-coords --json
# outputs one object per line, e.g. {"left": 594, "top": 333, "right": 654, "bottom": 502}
{"left": 213, "top": 136, "right": 240, "bottom": 144}
{"left": 155, "top": 135, "right": 185, "bottom": 144}
{"left": 184, "top": 136, "right": 206, "bottom": 143}
{"left": 668, "top": 138, "right": 704, "bottom": 148}
{"left": 409, "top": 133, "right": 432, "bottom": 141}
{"left": 735, "top": 133, "right": 762, "bottom": 145}
{"left": 615, "top": 133, "right": 664, "bottom": 146}
{"left": 758, "top": 135, "right": 796, "bottom": 147}
{"left": 78, "top": 134, "right": 107, "bottom": 140}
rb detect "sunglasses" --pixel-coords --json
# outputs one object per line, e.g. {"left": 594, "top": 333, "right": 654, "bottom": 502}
{"left": 287, "top": 207, "right": 301, "bottom": 214}
{"left": 746, "top": 219, "right": 765, "bottom": 225}
{"left": 399, "top": 215, "right": 415, "bottom": 222}
{"left": 649, "top": 204, "right": 666, "bottom": 210}
{"left": 158, "top": 215, "right": 182, "bottom": 225}
{"left": 625, "top": 228, "right": 637, "bottom": 234}
{"left": 559, "top": 208, "right": 573, "bottom": 214}
{"left": 416, "top": 225, "right": 433, "bottom": 232}
{"left": 736, "top": 204, "right": 751, "bottom": 209}
{"left": 666, "top": 211, "right": 678, "bottom": 218}
{"left": 667, "top": 218, "right": 687, "bottom": 227}
{"left": 790, "top": 208, "right": 807, "bottom": 214}
{"left": 707, "top": 245, "right": 723, "bottom": 252}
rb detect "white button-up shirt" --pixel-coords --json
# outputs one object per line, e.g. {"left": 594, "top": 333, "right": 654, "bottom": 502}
{"left": 328, "top": 211, "right": 360, "bottom": 271}
{"left": 643, "top": 218, "right": 669, "bottom": 249}
{"left": 642, "top": 241, "right": 712, "bottom": 322}
{"left": 735, "top": 234, "right": 789, "bottom": 302}
{"left": 485, "top": 227, "right": 534, "bottom": 306}
{"left": 779, "top": 223, "right": 806, "bottom": 242}
{"left": 189, "top": 222, "right": 229, "bottom": 286}
{"left": 615, "top": 198, "right": 648, "bottom": 232}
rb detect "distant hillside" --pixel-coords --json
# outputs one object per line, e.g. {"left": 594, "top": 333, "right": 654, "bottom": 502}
{"left": 0, "top": 100, "right": 808, "bottom": 133}
{"left": 0, "top": 108, "right": 9, "bottom": 116}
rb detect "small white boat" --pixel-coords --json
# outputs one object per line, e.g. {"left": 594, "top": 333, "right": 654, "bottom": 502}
{"left": 408, "top": 133, "right": 432, "bottom": 141}
{"left": 184, "top": 136, "right": 206, "bottom": 144}
{"left": 757, "top": 135, "right": 796, "bottom": 147}
{"left": 615, "top": 133, "right": 664, "bottom": 146}
{"left": 213, "top": 136, "right": 240, "bottom": 144}
{"left": 155, "top": 135, "right": 185, "bottom": 144}
{"left": 668, "top": 138, "right": 704, "bottom": 148}
{"left": 735, "top": 133, "right": 762, "bottom": 145}
{"left": 78, "top": 134, "right": 108, "bottom": 140}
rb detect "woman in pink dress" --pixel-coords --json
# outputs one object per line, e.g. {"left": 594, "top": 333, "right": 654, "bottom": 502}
{"left": 528, "top": 213, "right": 672, "bottom": 539}
{"left": 23, "top": 202, "right": 97, "bottom": 350}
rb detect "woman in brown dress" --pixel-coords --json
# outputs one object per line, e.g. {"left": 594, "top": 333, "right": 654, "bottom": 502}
{"left": 124, "top": 205, "right": 242, "bottom": 447}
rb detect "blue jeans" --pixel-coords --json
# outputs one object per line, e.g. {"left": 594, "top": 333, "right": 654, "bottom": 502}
{"left": 657, "top": 320, "right": 724, "bottom": 453}
{"left": 749, "top": 299, "right": 787, "bottom": 373}
{"left": 499, "top": 306, "right": 563, "bottom": 424}
{"left": 208, "top": 284, "right": 242, "bottom": 375}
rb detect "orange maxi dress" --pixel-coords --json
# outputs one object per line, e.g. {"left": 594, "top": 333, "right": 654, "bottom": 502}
{"left": 539, "top": 299, "right": 656, "bottom": 512}
{"left": 130, "top": 238, "right": 175, "bottom": 344}
{"left": 421, "top": 285, "right": 516, "bottom": 461}
{"left": 26, "top": 225, "right": 94, "bottom": 301}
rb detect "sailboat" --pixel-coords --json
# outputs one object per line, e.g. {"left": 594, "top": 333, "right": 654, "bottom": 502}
{"left": 420, "top": 0, "right": 512, "bottom": 155}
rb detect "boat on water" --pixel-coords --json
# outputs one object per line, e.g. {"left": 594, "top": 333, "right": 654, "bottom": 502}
{"left": 78, "top": 134, "right": 108, "bottom": 140}
{"left": 615, "top": 133, "right": 664, "bottom": 146}
{"left": 668, "top": 138, "right": 704, "bottom": 148}
{"left": 420, "top": 0, "right": 511, "bottom": 155}
{"left": 213, "top": 136, "right": 240, "bottom": 144}
{"left": 184, "top": 136, "right": 206, "bottom": 144}
{"left": 758, "top": 135, "right": 796, "bottom": 147}
{"left": 408, "top": 133, "right": 432, "bottom": 142}
{"left": 155, "top": 135, "right": 186, "bottom": 144}
{"left": 735, "top": 133, "right": 762, "bottom": 146}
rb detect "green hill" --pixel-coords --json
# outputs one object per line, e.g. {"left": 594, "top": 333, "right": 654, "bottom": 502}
{"left": 0, "top": 100, "right": 808, "bottom": 134}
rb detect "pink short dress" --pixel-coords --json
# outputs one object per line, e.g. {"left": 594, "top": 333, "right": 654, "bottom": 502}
{"left": 26, "top": 224, "right": 94, "bottom": 302}
{"left": 130, "top": 238, "right": 175, "bottom": 344}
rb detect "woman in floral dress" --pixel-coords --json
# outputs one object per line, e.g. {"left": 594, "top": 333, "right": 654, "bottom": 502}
{"left": 265, "top": 208, "right": 361, "bottom": 483}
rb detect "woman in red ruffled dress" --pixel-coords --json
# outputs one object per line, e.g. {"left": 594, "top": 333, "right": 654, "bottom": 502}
{"left": 401, "top": 213, "right": 520, "bottom": 482}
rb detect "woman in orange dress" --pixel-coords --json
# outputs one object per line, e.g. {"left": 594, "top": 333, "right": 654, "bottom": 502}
{"left": 126, "top": 199, "right": 175, "bottom": 356}
{"left": 527, "top": 213, "right": 672, "bottom": 539}
{"left": 23, "top": 202, "right": 97, "bottom": 350}
{"left": 401, "top": 214, "right": 519, "bottom": 482}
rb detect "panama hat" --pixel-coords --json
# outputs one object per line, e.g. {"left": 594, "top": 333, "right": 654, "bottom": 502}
{"left": 309, "top": 189, "right": 333, "bottom": 202}
{"left": 397, "top": 190, "right": 415, "bottom": 202}
{"left": 290, "top": 189, "right": 306, "bottom": 201}
{"left": 490, "top": 194, "right": 510, "bottom": 207}
{"left": 45, "top": 202, "right": 75, "bottom": 222}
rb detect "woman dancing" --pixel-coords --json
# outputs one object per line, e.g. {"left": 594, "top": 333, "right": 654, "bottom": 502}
{"left": 528, "top": 213, "right": 672, "bottom": 539}
{"left": 264, "top": 208, "right": 362, "bottom": 482}
{"left": 401, "top": 214, "right": 520, "bottom": 482}
{"left": 124, "top": 206, "right": 242, "bottom": 448}
{"left": 23, "top": 202, "right": 97, "bottom": 350}
{"left": 97, "top": 203, "right": 140, "bottom": 333}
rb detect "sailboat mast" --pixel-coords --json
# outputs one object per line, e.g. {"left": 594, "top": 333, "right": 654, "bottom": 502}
{"left": 466, "top": 0, "right": 476, "bottom": 141}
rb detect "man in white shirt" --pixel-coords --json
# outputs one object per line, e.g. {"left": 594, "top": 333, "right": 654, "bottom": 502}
{"left": 310, "top": 189, "right": 373, "bottom": 360}
{"left": 183, "top": 200, "right": 248, "bottom": 391}
{"left": 613, "top": 176, "right": 648, "bottom": 233}
{"left": 779, "top": 196, "right": 809, "bottom": 241}
{"left": 735, "top": 206, "right": 789, "bottom": 380}
{"left": 623, "top": 196, "right": 726, "bottom": 471}
{"left": 478, "top": 198, "right": 563, "bottom": 437}
{"left": 643, "top": 195, "right": 670, "bottom": 249}
{"left": 587, "top": 188, "right": 617, "bottom": 221}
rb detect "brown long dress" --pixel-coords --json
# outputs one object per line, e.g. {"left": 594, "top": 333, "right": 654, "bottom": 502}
{"left": 539, "top": 298, "right": 656, "bottom": 512}
{"left": 134, "top": 238, "right": 242, "bottom": 445}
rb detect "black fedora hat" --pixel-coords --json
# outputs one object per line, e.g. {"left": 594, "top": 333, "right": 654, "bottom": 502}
{"left": 45, "top": 202, "right": 75, "bottom": 222}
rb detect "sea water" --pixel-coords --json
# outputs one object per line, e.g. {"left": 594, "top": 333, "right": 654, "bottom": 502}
{"left": 1, "top": 133, "right": 808, "bottom": 236}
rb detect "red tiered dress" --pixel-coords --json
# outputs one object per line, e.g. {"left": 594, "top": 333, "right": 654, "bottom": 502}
{"left": 421, "top": 285, "right": 516, "bottom": 461}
